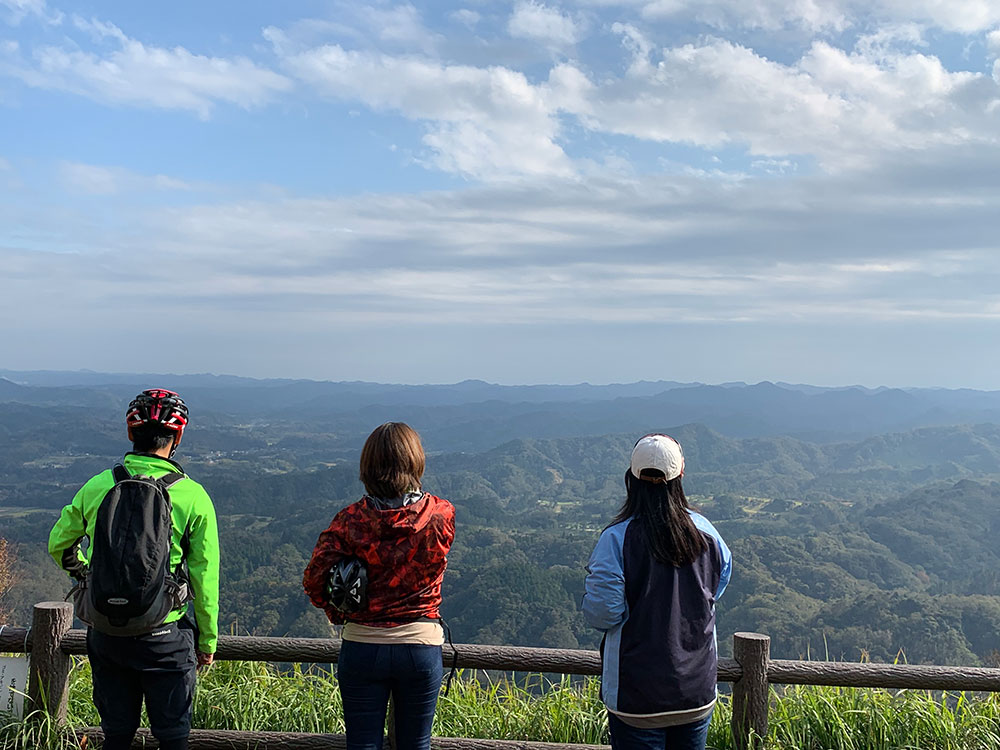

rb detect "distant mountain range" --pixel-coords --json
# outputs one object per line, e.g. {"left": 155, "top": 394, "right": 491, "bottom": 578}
{"left": 4, "top": 370, "right": 1000, "bottom": 450}
{"left": 5, "top": 370, "right": 1000, "bottom": 664}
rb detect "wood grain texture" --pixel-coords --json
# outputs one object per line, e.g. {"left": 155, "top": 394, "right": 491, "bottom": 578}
{"left": 732, "top": 633, "right": 770, "bottom": 750}
{"left": 26, "top": 602, "right": 73, "bottom": 723}
{"left": 0, "top": 626, "right": 30, "bottom": 652}
{"left": 768, "top": 660, "right": 1000, "bottom": 691}
{"left": 80, "top": 727, "right": 347, "bottom": 749}
{"left": 79, "top": 728, "right": 610, "bottom": 750}
{"left": 62, "top": 633, "right": 608, "bottom": 675}
{"left": 5, "top": 620, "right": 999, "bottom": 695}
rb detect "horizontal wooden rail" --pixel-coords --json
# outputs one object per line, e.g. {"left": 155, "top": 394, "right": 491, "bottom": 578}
{"left": 5, "top": 625, "right": 1000, "bottom": 691}
{"left": 80, "top": 727, "right": 609, "bottom": 750}
{"left": 12, "top": 628, "right": 611, "bottom": 672}
{"left": 11, "top": 606, "right": 1000, "bottom": 750}
{"left": 2, "top": 626, "right": 737, "bottom": 681}
{"left": 0, "top": 626, "right": 30, "bottom": 653}
{"left": 768, "top": 658, "right": 1000, "bottom": 691}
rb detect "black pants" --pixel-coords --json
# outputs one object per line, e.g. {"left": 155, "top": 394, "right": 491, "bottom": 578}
{"left": 87, "top": 622, "right": 196, "bottom": 747}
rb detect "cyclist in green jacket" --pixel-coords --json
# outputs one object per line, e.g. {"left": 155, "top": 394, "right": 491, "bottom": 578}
{"left": 49, "top": 389, "right": 219, "bottom": 750}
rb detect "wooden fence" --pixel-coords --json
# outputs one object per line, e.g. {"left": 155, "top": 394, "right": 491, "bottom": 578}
{"left": 4, "top": 602, "right": 1000, "bottom": 749}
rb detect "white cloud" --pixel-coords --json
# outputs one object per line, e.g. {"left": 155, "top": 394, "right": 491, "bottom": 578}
{"left": 5, "top": 4, "right": 1000, "bottom": 384}
{"left": 508, "top": 1, "right": 585, "bottom": 48}
{"left": 987, "top": 29, "right": 1000, "bottom": 54}
{"left": 589, "top": 0, "right": 1000, "bottom": 33}
{"left": 560, "top": 39, "right": 845, "bottom": 156}
{"left": 450, "top": 9, "right": 481, "bottom": 29}
{"left": 854, "top": 23, "right": 926, "bottom": 60}
{"left": 265, "top": 3, "right": 440, "bottom": 55}
{"left": 267, "top": 15, "right": 1000, "bottom": 180}
{"left": 279, "top": 45, "right": 574, "bottom": 179}
{"left": 0, "top": 0, "right": 61, "bottom": 25}
{"left": 4, "top": 141, "right": 1000, "bottom": 385}
{"left": 8, "top": 146, "right": 999, "bottom": 323}
{"left": 57, "top": 162, "right": 195, "bottom": 196}
{"left": 611, "top": 22, "right": 654, "bottom": 70}
{"left": 358, "top": 3, "right": 432, "bottom": 46}
{"left": 751, "top": 158, "right": 798, "bottom": 174}
{"left": 640, "top": 0, "right": 850, "bottom": 32}
{"left": 876, "top": 0, "right": 1000, "bottom": 34}
{"left": 548, "top": 34, "right": 1000, "bottom": 170}
{"left": 71, "top": 15, "right": 126, "bottom": 42}
{"left": 4, "top": 17, "right": 291, "bottom": 117}
{"left": 0, "top": 0, "right": 43, "bottom": 12}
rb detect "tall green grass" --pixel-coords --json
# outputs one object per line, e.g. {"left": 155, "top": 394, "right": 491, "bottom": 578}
{"left": 767, "top": 683, "right": 1000, "bottom": 750}
{"left": 2, "top": 659, "right": 1000, "bottom": 749}
{"left": 435, "top": 672, "right": 607, "bottom": 743}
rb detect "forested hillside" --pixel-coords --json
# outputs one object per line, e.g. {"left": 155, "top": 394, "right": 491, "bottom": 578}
{"left": 3, "top": 376, "right": 1000, "bottom": 667}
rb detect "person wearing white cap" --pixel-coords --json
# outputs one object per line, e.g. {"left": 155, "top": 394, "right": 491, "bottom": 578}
{"left": 583, "top": 434, "right": 732, "bottom": 750}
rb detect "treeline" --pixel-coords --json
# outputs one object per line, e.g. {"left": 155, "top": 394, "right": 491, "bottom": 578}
{"left": 4, "top": 418, "right": 1000, "bottom": 665}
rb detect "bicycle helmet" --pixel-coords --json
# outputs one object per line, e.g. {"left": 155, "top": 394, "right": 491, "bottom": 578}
{"left": 326, "top": 557, "right": 368, "bottom": 614}
{"left": 126, "top": 389, "right": 189, "bottom": 433}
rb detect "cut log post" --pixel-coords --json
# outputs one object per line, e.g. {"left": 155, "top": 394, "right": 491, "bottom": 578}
{"left": 26, "top": 601, "right": 74, "bottom": 724}
{"left": 731, "top": 632, "right": 770, "bottom": 750}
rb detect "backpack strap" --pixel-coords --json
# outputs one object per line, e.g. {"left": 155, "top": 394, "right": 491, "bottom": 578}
{"left": 159, "top": 472, "right": 188, "bottom": 575}
{"left": 152, "top": 472, "right": 192, "bottom": 584}
{"left": 180, "top": 521, "right": 191, "bottom": 557}
{"left": 176, "top": 521, "right": 192, "bottom": 580}
{"left": 114, "top": 464, "right": 186, "bottom": 488}
{"left": 159, "top": 472, "right": 186, "bottom": 489}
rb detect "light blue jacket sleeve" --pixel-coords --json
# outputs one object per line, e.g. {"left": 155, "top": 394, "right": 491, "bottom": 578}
{"left": 690, "top": 511, "right": 732, "bottom": 599}
{"left": 582, "top": 521, "right": 630, "bottom": 631}
{"left": 716, "top": 533, "right": 732, "bottom": 599}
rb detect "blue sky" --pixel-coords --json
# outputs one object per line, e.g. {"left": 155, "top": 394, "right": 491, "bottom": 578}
{"left": 2, "top": 0, "right": 1000, "bottom": 388}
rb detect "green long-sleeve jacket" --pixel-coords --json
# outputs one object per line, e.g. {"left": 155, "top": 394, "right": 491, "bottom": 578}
{"left": 48, "top": 452, "right": 221, "bottom": 654}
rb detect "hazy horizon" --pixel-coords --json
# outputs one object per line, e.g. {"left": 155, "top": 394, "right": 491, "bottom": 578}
{"left": 4, "top": 366, "right": 999, "bottom": 393}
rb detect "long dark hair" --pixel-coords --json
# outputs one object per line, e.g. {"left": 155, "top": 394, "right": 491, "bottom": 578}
{"left": 610, "top": 470, "right": 707, "bottom": 566}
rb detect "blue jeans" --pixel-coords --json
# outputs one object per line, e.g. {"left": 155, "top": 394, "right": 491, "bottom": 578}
{"left": 337, "top": 640, "right": 443, "bottom": 750}
{"left": 608, "top": 710, "right": 713, "bottom": 750}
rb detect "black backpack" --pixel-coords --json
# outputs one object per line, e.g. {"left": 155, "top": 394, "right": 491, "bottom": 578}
{"left": 71, "top": 465, "right": 194, "bottom": 635}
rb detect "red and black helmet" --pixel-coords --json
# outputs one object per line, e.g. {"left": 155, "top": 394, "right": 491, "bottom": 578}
{"left": 126, "top": 389, "right": 189, "bottom": 433}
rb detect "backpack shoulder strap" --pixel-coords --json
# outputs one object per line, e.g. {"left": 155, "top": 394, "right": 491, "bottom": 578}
{"left": 178, "top": 521, "right": 193, "bottom": 577}
{"left": 112, "top": 464, "right": 130, "bottom": 483}
{"left": 180, "top": 521, "right": 191, "bottom": 555}
{"left": 159, "top": 472, "right": 186, "bottom": 489}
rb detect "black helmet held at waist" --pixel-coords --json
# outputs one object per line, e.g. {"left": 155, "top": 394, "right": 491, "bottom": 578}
{"left": 326, "top": 557, "right": 368, "bottom": 614}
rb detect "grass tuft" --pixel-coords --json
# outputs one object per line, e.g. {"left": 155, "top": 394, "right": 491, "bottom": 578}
{"left": 3, "top": 660, "right": 1000, "bottom": 749}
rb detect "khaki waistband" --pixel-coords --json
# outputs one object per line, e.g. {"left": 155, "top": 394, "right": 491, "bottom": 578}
{"left": 342, "top": 621, "right": 444, "bottom": 646}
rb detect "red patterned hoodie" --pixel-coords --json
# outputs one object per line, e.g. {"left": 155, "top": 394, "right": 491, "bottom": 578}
{"left": 303, "top": 493, "right": 456, "bottom": 626}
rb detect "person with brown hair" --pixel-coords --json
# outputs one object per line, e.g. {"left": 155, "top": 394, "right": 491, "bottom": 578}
{"left": 304, "top": 422, "right": 455, "bottom": 750}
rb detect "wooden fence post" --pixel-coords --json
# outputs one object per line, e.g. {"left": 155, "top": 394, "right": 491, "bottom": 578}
{"left": 732, "top": 632, "right": 770, "bottom": 750}
{"left": 26, "top": 601, "right": 74, "bottom": 724}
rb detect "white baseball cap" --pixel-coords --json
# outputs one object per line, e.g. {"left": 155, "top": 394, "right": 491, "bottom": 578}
{"left": 630, "top": 434, "right": 685, "bottom": 481}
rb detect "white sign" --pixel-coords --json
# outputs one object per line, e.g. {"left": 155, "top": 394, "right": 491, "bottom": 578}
{"left": 0, "top": 655, "right": 29, "bottom": 719}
